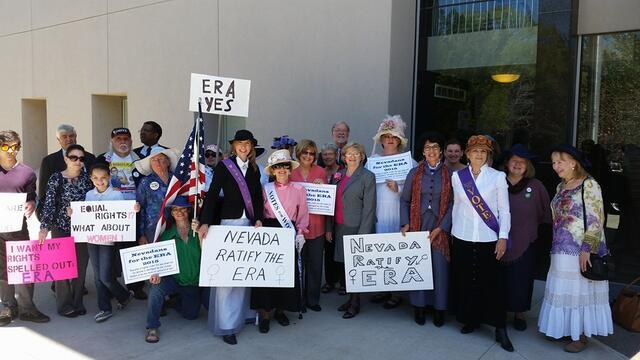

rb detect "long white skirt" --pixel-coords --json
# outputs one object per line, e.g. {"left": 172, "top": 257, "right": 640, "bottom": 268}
{"left": 538, "top": 254, "right": 613, "bottom": 341}
{"left": 207, "top": 218, "right": 256, "bottom": 336}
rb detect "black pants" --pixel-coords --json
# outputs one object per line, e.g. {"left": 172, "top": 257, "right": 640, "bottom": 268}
{"left": 324, "top": 239, "right": 341, "bottom": 286}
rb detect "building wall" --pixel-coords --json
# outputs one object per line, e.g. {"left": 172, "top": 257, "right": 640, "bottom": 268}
{"left": 578, "top": 0, "right": 640, "bottom": 35}
{"left": 0, "top": 0, "right": 416, "bottom": 166}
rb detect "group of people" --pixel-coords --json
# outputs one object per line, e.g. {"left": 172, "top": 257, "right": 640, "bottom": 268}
{"left": 0, "top": 114, "right": 613, "bottom": 353}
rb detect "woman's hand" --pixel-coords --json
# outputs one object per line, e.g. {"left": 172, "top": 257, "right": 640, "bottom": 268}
{"left": 24, "top": 201, "right": 35, "bottom": 218}
{"left": 149, "top": 274, "right": 161, "bottom": 285}
{"left": 428, "top": 227, "right": 442, "bottom": 241}
{"left": 254, "top": 220, "right": 262, "bottom": 228}
{"left": 400, "top": 224, "right": 410, "bottom": 236}
{"left": 38, "top": 229, "right": 48, "bottom": 245}
{"left": 579, "top": 251, "right": 592, "bottom": 272}
{"left": 134, "top": 202, "right": 141, "bottom": 213}
{"left": 325, "top": 231, "right": 333, "bottom": 243}
{"left": 66, "top": 207, "right": 73, "bottom": 217}
{"left": 313, "top": 179, "right": 323, "bottom": 185}
{"left": 495, "top": 239, "right": 507, "bottom": 260}
{"left": 385, "top": 179, "right": 399, "bottom": 193}
{"left": 198, "top": 224, "right": 209, "bottom": 243}
{"left": 138, "top": 235, "right": 149, "bottom": 245}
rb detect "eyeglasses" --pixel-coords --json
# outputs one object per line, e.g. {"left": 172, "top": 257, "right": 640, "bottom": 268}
{"left": 272, "top": 164, "right": 292, "bottom": 170}
{"left": 344, "top": 153, "right": 361, "bottom": 158}
{"left": 67, "top": 155, "right": 85, "bottom": 162}
{"left": 424, "top": 144, "right": 441, "bottom": 152}
{"left": 301, "top": 150, "right": 316, "bottom": 157}
{"left": 205, "top": 152, "right": 217, "bottom": 158}
{"left": 1, "top": 144, "right": 20, "bottom": 152}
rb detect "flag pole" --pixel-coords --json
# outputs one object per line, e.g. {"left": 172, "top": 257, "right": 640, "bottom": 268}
{"left": 194, "top": 99, "right": 203, "bottom": 219}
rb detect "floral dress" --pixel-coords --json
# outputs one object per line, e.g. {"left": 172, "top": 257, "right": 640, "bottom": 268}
{"left": 39, "top": 172, "right": 93, "bottom": 234}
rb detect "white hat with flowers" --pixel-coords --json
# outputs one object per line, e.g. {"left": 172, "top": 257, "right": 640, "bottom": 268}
{"left": 372, "top": 115, "right": 408, "bottom": 154}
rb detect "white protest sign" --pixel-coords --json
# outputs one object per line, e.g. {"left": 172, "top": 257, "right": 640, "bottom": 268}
{"left": 343, "top": 231, "right": 433, "bottom": 293}
{"left": 189, "top": 73, "right": 251, "bottom": 117}
{"left": 0, "top": 193, "right": 27, "bottom": 233}
{"left": 119, "top": 240, "right": 180, "bottom": 284}
{"left": 365, "top": 151, "right": 414, "bottom": 183}
{"left": 294, "top": 182, "right": 336, "bottom": 216}
{"left": 70, "top": 200, "right": 136, "bottom": 244}
{"left": 199, "top": 225, "right": 295, "bottom": 288}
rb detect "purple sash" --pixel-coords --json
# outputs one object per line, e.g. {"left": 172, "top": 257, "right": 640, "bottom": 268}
{"left": 222, "top": 158, "right": 255, "bottom": 221}
{"left": 458, "top": 167, "right": 504, "bottom": 241}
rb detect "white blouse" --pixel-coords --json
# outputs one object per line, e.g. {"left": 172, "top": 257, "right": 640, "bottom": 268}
{"left": 451, "top": 165, "right": 511, "bottom": 242}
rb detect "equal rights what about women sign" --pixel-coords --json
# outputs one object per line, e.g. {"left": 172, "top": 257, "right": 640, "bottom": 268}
{"left": 343, "top": 231, "right": 434, "bottom": 293}
{"left": 70, "top": 200, "right": 137, "bottom": 244}
{"left": 199, "top": 225, "right": 295, "bottom": 288}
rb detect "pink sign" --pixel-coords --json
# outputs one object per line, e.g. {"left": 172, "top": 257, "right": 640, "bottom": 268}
{"left": 5, "top": 237, "right": 78, "bottom": 285}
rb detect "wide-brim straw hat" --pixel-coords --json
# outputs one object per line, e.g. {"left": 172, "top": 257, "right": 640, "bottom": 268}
{"left": 372, "top": 115, "right": 408, "bottom": 155}
{"left": 264, "top": 149, "right": 300, "bottom": 174}
{"left": 465, "top": 135, "right": 493, "bottom": 153}
{"left": 135, "top": 148, "right": 180, "bottom": 176}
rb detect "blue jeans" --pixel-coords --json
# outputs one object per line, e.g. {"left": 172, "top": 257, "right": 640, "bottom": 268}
{"left": 87, "top": 244, "right": 130, "bottom": 311}
{"left": 146, "top": 276, "right": 209, "bottom": 329}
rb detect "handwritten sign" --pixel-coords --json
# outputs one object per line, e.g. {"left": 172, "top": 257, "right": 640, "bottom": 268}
{"left": 70, "top": 200, "right": 136, "bottom": 244}
{"left": 294, "top": 182, "right": 336, "bottom": 216}
{"left": 0, "top": 193, "right": 27, "bottom": 233}
{"left": 199, "top": 225, "right": 295, "bottom": 288}
{"left": 5, "top": 237, "right": 78, "bottom": 284}
{"left": 189, "top": 73, "right": 251, "bottom": 117}
{"left": 342, "top": 231, "right": 433, "bottom": 293}
{"left": 119, "top": 240, "right": 180, "bottom": 284}
{"left": 365, "top": 151, "right": 414, "bottom": 183}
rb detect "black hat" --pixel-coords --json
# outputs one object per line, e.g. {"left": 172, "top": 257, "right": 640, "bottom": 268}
{"left": 111, "top": 127, "right": 131, "bottom": 138}
{"left": 255, "top": 146, "right": 266, "bottom": 158}
{"left": 505, "top": 144, "right": 536, "bottom": 161}
{"left": 228, "top": 129, "right": 258, "bottom": 146}
{"left": 551, "top": 144, "right": 591, "bottom": 170}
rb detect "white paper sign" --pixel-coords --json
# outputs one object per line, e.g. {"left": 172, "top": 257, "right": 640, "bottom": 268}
{"left": 189, "top": 73, "right": 251, "bottom": 117}
{"left": 343, "top": 231, "right": 433, "bottom": 293}
{"left": 294, "top": 182, "right": 336, "bottom": 216}
{"left": 70, "top": 200, "right": 136, "bottom": 244}
{"left": 199, "top": 225, "right": 295, "bottom": 288}
{"left": 0, "top": 193, "right": 27, "bottom": 233}
{"left": 119, "top": 240, "right": 180, "bottom": 284}
{"left": 365, "top": 151, "right": 414, "bottom": 183}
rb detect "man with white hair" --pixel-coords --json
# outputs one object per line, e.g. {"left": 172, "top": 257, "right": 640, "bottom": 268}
{"left": 95, "top": 127, "right": 141, "bottom": 200}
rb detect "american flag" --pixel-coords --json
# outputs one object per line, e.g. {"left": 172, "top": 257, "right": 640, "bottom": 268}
{"left": 152, "top": 115, "right": 206, "bottom": 242}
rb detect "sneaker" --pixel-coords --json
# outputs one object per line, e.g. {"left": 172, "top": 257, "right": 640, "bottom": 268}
{"left": 117, "top": 291, "right": 134, "bottom": 310}
{"left": 19, "top": 309, "right": 50, "bottom": 323}
{"left": 94, "top": 310, "right": 113, "bottom": 323}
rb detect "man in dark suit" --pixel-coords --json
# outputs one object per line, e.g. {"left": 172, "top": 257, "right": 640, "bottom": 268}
{"left": 133, "top": 121, "right": 168, "bottom": 159}
{"left": 317, "top": 121, "right": 350, "bottom": 167}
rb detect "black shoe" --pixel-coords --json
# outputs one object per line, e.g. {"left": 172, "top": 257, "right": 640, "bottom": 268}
{"left": 433, "top": 310, "right": 445, "bottom": 327}
{"left": 461, "top": 323, "right": 478, "bottom": 334}
{"left": 61, "top": 308, "right": 79, "bottom": 318}
{"left": 82, "top": 287, "right": 88, "bottom": 295}
{"left": 274, "top": 311, "right": 290, "bottom": 326}
{"left": 19, "top": 310, "right": 50, "bottom": 323}
{"left": 133, "top": 289, "right": 148, "bottom": 300}
{"left": 307, "top": 304, "right": 322, "bottom": 312}
{"left": 0, "top": 307, "right": 15, "bottom": 326}
{"left": 222, "top": 334, "right": 237, "bottom": 345}
{"left": 513, "top": 317, "right": 527, "bottom": 331}
{"left": 495, "top": 328, "right": 515, "bottom": 352}
{"left": 258, "top": 319, "right": 270, "bottom": 333}
{"left": 337, "top": 301, "right": 351, "bottom": 312}
{"left": 320, "top": 283, "right": 334, "bottom": 293}
{"left": 76, "top": 308, "right": 87, "bottom": 316}
{"left": 414, "top": 307, "right": 426, "bottom": 326}
{"left": 342, "top": 304, "right": 360, "bottom": 319}
{"left": 382, "top": 296, "right": 402, "bottom": 309}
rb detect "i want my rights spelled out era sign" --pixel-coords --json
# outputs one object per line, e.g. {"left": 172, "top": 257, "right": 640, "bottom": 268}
{"left": 189, "top": 73, "right": 251, "bottom": 117}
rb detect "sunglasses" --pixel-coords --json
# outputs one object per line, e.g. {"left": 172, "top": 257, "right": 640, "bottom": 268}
{"left": 205, "top": 152, "right": 217, "bottom": 158}
{"left": 1, "top": 144, "right": 20, "bottom": 152}
{"left": 301, "top": 150, "right": 316, "bottom": 157}
{"left": 272, "top": 163, "right": 292, "bottom": 170}
{"left": 67, "top": 155, "right": 86, "bottom": 162}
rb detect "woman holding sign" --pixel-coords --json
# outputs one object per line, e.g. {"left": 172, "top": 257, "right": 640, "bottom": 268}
{"left": 38, "top": 144, "right": 94, "bottom": 317}
{"left": 400, "top": 131, "right": 452, "bottom": 327}
{"left": 327, "top": 143, "right": 376, "bottom": 319}
{"left": 252, "top": 149, "right": 309, "bottom": 332}
{"left": 450, "top": 135, "right": 514, "bottom": 352}
{"left": 290, "top": 140, "right": 326, "bottom": 312}
{"left": 196, "top": 130, "right": 264, "bottom": 346}
{"left": 369, "top": 115, "right": 416, "bottom": 310}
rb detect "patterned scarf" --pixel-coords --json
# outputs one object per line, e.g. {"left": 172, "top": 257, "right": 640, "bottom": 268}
{"left": 409, "top": 161, "right": 452, "bottom": 261}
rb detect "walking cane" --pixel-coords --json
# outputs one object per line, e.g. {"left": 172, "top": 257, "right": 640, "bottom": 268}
{"left": 297, "top": 240, "right": 305, "bottom": 319}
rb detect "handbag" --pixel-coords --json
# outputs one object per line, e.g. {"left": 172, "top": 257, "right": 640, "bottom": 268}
{"left": 578, "top": 178, "right": 610, "bottom": 281}
{"left": 612, "top": 276, "right": 640, "bottom": 332}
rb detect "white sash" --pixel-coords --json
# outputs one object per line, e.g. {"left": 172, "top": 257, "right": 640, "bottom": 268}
{"left": 265, "top": 182, "right": 294, "bottom": 230}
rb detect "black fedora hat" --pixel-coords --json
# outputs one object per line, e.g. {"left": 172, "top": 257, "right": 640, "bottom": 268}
{"left": 229, "top": 129, "right": 258, "bottom": 147}
{"left": 505, "top": 143, "right": 536, "bottom": 161}
{"left": 551, "top": 144, "right": 591, "bottom": 170}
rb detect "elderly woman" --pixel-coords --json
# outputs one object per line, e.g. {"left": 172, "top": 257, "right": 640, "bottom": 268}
{"left": 369, "top": 115, "right": 416, "bottom": 309}
{"left": 38, "top": 144, "right": 94, "bottom": 317}
{"left": 400, "top": 132, "right": 452, "bottom": 327}
{"left": 197, "top": 130, "right": 264, "bottom": 346}
{"left": 319, "top": 143, "right": 341, "bottom": 294}
{"left": 444, "top": 139, "right": 466, "bottom": 171}
{"left": 451, "top": 135, "right": 513, "bottom": 352}
{"left": 251, "top": 149, "right": 309, "bottom": 332}
{"left": 501, "top": 144, "right": 551, "bottom": 331}
{"left": 327, "top": 142, "right": 376, "bottom": 319}
{"left": 290, "top": 140, "right": 326, "bottom": 311}
{"left": 538, "top": 145, "right": 613, "bottom": 353}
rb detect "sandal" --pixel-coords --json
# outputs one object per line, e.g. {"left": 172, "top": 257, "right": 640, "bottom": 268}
{"left": 371, "top": 292, "right": 391, "bottom": 304}
{"left": 321, "top": 283, "right": 334, "bottom": 293}
{"left": 382, "top": 296, "right": 402, "bottom": 309}
{"left": 145, "top": 328, "right": 159, "bottom": 343}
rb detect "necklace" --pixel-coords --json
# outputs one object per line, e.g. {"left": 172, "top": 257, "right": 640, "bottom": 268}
{"left": 471, "top": 168, "right": 481, "bottom": 175}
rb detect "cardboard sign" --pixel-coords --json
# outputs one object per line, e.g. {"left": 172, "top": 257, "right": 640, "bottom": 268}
{"left": 342, "top": 231, "right": 433, "bottom": 293}
{"left": 5, "top": 237, "right": 78, "bottom": 285}
{"left": 199, "top": 225, "right": 295, "bottom": 288}
{"left": 70, "top": 200, "right": 136, "bottom": 244}
{"left": 365, "top": 151, "right": 414, "bottom": 183}
{"left": 294, "top": 182, "right": 336, "bottom": 216}
{"left": 0, "top": 193, "right": 27, "bottom": 233}
{"left": 119, "top": 240, "right": 180, "bottom": 284}
{"left": 189, "top": 73, "right": 251, "bottom": 117}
